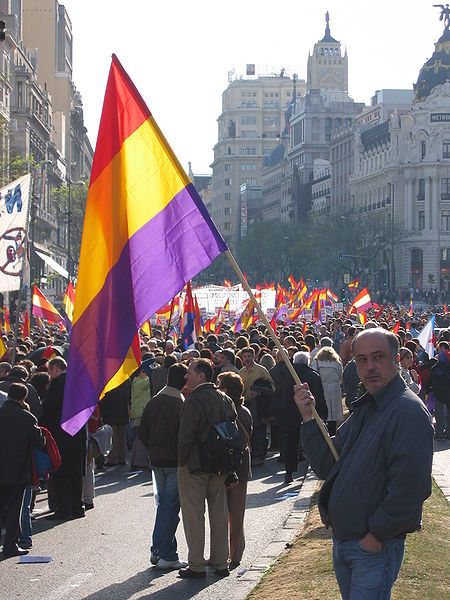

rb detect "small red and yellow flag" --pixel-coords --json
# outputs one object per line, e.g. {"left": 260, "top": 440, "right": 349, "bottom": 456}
{"left": 32, "top": 285, "right": 63, "bottom": 324}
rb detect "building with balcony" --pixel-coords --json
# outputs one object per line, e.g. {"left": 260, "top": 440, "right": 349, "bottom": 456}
{"left": 22, "top": 0, "right": 92, "bottom": 182}
{"left": 311, "top": 159, "right": 331, "bottom": 215}
{"left": 347, "top": 26, "right": 450, "bottom": 294}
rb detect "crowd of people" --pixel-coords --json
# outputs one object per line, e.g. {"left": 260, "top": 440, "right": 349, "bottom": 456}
{"left": 0, "top": 305, "right": 446, "bottom": 594}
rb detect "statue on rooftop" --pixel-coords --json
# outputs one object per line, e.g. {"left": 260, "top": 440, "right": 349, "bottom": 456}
{"left": 433, "top": 4, "right": 450, "bottom": 28}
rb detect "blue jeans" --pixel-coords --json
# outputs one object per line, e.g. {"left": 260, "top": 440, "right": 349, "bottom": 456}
{"left": 151, "top": 467, "right": 181, "bottom": 561}
{"left": 333, "top": 537, "right": 405, "bottom": 600}
{"left": 19, "top": 486, "right": 33, "bottom": 545}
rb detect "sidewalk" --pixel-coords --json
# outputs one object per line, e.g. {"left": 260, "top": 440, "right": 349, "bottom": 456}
{"left": 433, "top": 438, "right": 450, "bottom": 502}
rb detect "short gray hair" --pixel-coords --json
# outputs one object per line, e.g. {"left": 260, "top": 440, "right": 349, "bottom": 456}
{"left": 293, "top": 351, "right": 310, "bottom": 366}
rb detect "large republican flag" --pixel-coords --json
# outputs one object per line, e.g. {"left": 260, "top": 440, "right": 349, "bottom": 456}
{"left": 62, "top": 55, "right": 227, "bottom": 434}
{"left": 32, "top": 285, "right": 63, "bottom": 323}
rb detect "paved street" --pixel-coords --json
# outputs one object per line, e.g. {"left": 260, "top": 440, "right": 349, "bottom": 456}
{"left": 2, "top": 440, "right": 449, "bottom": 600}
{"left": 0, "top": 454, "right": 307, "bottom": 600}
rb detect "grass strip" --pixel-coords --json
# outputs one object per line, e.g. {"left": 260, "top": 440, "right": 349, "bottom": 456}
{"left": 247, "top": 480, "right": 450, "bottom": 600}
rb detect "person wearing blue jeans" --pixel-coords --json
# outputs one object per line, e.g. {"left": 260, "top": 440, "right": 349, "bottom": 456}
{"left": 333, "top": 537, "right": 405, "bottom": 599}
{"left": 295, "top": 329, "right": 434, "bottom": 600}
{"left": 151, "top": 467, "right": 181, "bottom": 563}
{"left": 19, "top": 486, "right": 33, "bottom": 548}
{"left": 139, "top": 363, "right": 188, "bottom": 570}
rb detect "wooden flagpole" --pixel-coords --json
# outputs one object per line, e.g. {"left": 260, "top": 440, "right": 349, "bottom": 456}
{"left": 163, "top": 296, "right": 176, "bottom": 355}
{"left": 225, "top": 250, "right": 339, "bottom": 461}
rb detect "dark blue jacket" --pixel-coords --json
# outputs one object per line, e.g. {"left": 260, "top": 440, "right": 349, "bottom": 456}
{"left": 301, "top": 375, "right": 434, "bottom": 542}
{"left": 0, "top": 400, "right": 45, "bottom": 485}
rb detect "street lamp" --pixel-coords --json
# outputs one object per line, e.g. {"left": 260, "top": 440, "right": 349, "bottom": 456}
{"left": 388, "top": 182, "right": 396, "bottom": 292}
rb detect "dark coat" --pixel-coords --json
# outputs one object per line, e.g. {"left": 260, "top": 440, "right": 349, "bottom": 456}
{"left": 41, "top": 373, "right": 86, "bottom": 478}
{"left": 139, "top": 386, "right": 183, "bottom": 468}
{"left": 271, "top": 362, "right": 328, "bottom": 425}
{"left": 178, "top": 382, "right": 237, "bottom": 472}
{"left": 0, "top": 377, "right": 42, "bottom": 420}
{"left": 100, "top": 379, "right": 131, "bottom": 425}
{"left": 0, "top": 400, "right": 45, "bottom": 485}
{"left": 428, "top": 359, "right": 450, "bottom": 406}
{"left": 301, "top": 375, "right": 434, "bottom": 543}
{"left": 342, "top": 359, "right": 360, "bottom": 409}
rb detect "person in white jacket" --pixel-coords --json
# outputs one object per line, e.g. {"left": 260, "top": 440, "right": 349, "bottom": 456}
{"left": 312, "top": 343, "right": 343, "bottom": 436}
{"left": 399, "top": 347, "right": 421, "bottom": 395}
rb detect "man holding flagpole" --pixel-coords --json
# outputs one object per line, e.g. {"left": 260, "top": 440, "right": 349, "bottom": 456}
{"left": 294, "top": 328, "right": 433, "bottom": 600}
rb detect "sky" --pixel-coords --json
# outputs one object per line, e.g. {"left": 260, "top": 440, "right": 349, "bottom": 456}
{"left": 63, "top": 0, "right": 444, "bottom": 174}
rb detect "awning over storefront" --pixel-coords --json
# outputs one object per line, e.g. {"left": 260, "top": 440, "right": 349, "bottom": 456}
{"left": 35, "top": 249, "right": 69, "bottom": 279}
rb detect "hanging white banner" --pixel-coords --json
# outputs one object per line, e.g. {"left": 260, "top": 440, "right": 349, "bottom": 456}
{"left": 0, "top": 173, "right": 31, "bottom": 292}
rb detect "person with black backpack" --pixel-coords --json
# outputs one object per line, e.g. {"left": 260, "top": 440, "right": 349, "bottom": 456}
{"left": 177, "top": 358, "right": 238, "bottom": 579}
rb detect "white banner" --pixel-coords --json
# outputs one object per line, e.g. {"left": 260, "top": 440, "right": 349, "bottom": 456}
{"left": 0, "top": 174, "right": 31, "bottom": 292}
{"left": 193, "top": 286, "right": 276, "bottom": 315}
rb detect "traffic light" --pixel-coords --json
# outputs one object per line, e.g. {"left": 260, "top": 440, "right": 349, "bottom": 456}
{"left": 0, "top": 21, "right": 5, "bottom": 42}
{"left": 338, "top": 251, "right": 343, "bottom": 261}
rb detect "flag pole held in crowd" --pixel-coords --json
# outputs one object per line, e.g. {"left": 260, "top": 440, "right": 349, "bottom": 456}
{"left": 163, "top": 296, "right": 176, "bottom": 355}
{"left": 226, "top": 250, "right": 339, "bottom": 461}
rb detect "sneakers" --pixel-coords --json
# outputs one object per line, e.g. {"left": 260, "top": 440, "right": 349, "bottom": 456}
{"left": 156, "top": 558, "right": 188, "bottom": 570}
{"left": 150, "top": 552, "right": 158, "bottom": 565}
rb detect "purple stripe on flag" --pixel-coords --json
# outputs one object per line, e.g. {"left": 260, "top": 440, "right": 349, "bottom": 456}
{"left": 62, "top": 184, "right": 226, "bottom": 434}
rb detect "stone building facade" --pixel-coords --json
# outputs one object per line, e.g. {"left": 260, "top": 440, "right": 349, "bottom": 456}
{"left": 348, "top": 27, "right": 450, "bottom": 294}
{"left": 210, "top": 72, "right": 306, "bottom": 251}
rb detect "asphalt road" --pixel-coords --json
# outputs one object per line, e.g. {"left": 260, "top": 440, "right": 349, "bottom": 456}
{"left": 1, "top": 454, "right": 307, "bottom": 600}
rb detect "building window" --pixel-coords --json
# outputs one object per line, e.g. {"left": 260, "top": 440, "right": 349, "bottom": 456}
{"left": 442, "top": 210, "right": 450, "bottom": 231}
{"left": 263, "top": 116, "right": 276, "bottom": 127}
{"left": 443, "top": 140, "right": 450, "bottom": 159}
{"left": 442, "top": 178, "right": 450, "bottom": 200}
{"left": 224, "top": 193, "right": 231, "bottom": 200}
{"left": 417, "top": 178, "right": 425, "bottom": 201}
{"left": 241, "top": 116, "right": 256, "bottom": 125}
{"left": 17, "top": 81, "right": 23, "bottom": 108}
{"left": 421, "top": 140, "right": 426, "bottom": 160}
{"left": 411, "top": 248, "right": 423, "bottom": 289}
{"left": 224, "top": 222, "right": 232, "bottom": 230}
{"left": 224, "top": 163, "right": 231, "bottom": 171}
{"left": 418, "top": 210, "right": 425, "bottom": 231}
{"left": 224, "top": 207, "right": 232, "bottom": 215}
{"left": 224, "top": 178, "right": 231, "bottom": 186}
